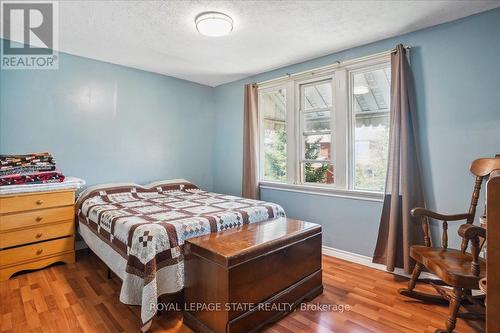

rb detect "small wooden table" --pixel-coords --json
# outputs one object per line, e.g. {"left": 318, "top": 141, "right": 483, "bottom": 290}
{"left": 184, "top": 217, "right": 323, "bottom": 333}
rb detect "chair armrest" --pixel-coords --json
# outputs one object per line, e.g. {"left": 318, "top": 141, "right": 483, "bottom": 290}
{"left": 458, "top": 224, "right": 486, "bottom": 239}
{"left": 412, "top": 208, "right": 472, "bottom": 249}
{"left": 411, "top": 207, "right": 471, "bottom": 221}
{"left": 458, "top": 224, "right": 485, "bottom": 276}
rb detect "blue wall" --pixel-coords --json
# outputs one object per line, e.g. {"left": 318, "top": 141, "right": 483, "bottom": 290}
{"left": 213, "top": 8, "right": 500, "bottom": 256}
{"left": 0, "top": 46, "right": 216, "bottom": 189}
{"left": 1, "top": 9, "right": 499, "bottom": 259}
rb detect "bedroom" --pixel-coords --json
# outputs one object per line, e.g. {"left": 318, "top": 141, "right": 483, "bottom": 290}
{"left": 0, "top": 1, "right": 499, "bottom": 332}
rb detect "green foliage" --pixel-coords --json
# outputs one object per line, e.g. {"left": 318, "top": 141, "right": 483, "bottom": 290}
{"left": 304, "top": 139, "right": 329, "bottom": 183}
{"left": 305, "top": 162, "right": 329, "bottom": 183}
{"left": 264, "top": 125, "right": 388, "bottom": 189}
{"left": 265, "top": 131, "right": 329, "bottom": 183}
{"left": 264, "top": 130, "right": 287, "bottom": 181}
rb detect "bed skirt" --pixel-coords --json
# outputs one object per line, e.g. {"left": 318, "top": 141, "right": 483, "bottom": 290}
{"left": 78, "top": 222, "right": 184, "bottom": 330}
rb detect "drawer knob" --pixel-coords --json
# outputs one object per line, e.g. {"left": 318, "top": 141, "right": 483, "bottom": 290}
{"left": 36, "top": 249, "right": 43, "bottom": 255}
{"left": 35, "top": 233, "right": 43, "bottom": 239}
{"left": 36, "top": 200, "right": 44, "bottom": 205}
{"left": 35, "top": 216, "right": 43, "bottom": 222}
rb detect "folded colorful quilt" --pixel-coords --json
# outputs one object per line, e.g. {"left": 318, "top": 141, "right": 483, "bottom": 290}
{"left": 0, "top": 176, "right": 85, "bottom": 195}
{"left": 76, "top": 179, "right": 286, "bottom": 329}
{"left": 0, "top": 152, "right": 55, "bottom": 168}
{"left": 0, "top": 169, "right": 65, "bottom": 186}
{"left": 0, "top": 165, "right": 56, "bottom": 177}
{"left": 0, "top": 152, "right": 56, "bottom": 176}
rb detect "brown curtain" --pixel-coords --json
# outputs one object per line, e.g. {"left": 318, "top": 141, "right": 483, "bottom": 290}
{"left": 242, "top": 83, "right": 260, "bottom": 199}
{"left": 372, "top": 44, "right": 425, "bottom": 274}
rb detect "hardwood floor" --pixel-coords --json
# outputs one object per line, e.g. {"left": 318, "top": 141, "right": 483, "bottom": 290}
{"left": 0, "top": 252, "right": 484, "bottom": 333}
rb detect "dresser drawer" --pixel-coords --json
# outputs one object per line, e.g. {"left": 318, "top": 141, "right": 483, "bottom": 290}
{"left": 0, "top": 206, "right": 74, "bottom": 231}
{"left": 0, "top": 236, "right": 74, "bottom": 267}
{"left": 0, "top": 221, "right": 74, "bottom": 249}
{"left": 0, "top": 191, "right": 74, "bottom": 214}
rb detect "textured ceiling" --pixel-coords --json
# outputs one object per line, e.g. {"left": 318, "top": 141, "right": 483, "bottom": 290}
{"left": 4, "top": 1, "right": 500, "bottom": 86}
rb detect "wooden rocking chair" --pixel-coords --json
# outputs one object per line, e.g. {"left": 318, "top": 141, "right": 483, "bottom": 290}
{"left": 399, "top": 157, "right": 500, "bottom": 333}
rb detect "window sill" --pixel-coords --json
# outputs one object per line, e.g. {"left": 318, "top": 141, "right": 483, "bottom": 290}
{"left": 259, "top": 181, "right": 384, "bottom": 202}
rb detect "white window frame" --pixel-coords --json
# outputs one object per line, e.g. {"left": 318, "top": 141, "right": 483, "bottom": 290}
{"left": 258, "top": 50, "right": 392, "bottom": 201}
{"left": 296, "top": 75, "right": 336, "bottom": 186}
{"left": 258, "top": 82, "right": 294, "bottom": 183}
{"left": 347, "top": 62, "right": 392, "bottom": 192}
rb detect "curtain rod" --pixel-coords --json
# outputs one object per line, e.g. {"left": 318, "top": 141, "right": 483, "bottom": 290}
{"left": 257, "top": 45, "right": 411, "bottom": 86}
{"left": 391, "top": 45, "right": 411, "bottom": 53}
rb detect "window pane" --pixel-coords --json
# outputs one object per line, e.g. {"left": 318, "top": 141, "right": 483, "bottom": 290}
{"left": 304, "top": 134, "right": 330, "bottom": 161}
{"left": 304, "top": 162, "right": 334, "bottom": 184}
{"left": 353, "top": 67, "right": 390, "bottom": 113}
{"left": 352, "top": 67, "right": 390, "bottom": 192}
{"left": 304, "top": 111, "right": 330, "bottom": 133}
{"left": 301, "top": 79, "right": 334, "bottom": 185}
{"left": 262, "top": 89, "right": 287, "bottom": 182}
{"left": 304, "top": 82, "right": 332, "bottom": 110}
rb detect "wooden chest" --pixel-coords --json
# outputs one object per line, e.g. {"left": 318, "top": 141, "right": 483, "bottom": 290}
{"left": 184, "top": 218, "right": 323, "bottom": 333}
{"left": 0, "top": 189, "right": 76, "bottom": 281}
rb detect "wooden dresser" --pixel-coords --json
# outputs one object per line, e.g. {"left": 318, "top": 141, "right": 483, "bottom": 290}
{"left": 486, "top": 169, "right": 500, "bottom": 333}
{"left": 184, "top": 217, "right": 323, "bottom": 333}
{"left": 0, "top": 189, "right": 76, "bottom": 281}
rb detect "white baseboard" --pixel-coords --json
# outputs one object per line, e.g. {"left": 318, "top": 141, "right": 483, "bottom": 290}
{"left": 322, "top": 245, "right": 437, "bottom": 279}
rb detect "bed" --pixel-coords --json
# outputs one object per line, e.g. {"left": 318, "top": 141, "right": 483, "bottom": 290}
{"left": 75, "top": 179, "right": 285, "bottom": 330}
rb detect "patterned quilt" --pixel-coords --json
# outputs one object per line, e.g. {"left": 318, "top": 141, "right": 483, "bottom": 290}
{"left": 0, "top": 152, "right": 56, "bottom": 176}
{"left": 0, "top": 169, "right": 65, "bottom": 186}
{"left": 76, "top": 179, "right": 285, "bottom": 330}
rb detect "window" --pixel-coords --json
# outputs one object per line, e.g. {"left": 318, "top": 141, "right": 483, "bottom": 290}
{"left": 351, "top": 67, "right": 390, "bottom": 192}
{"left": 300, "top": 79, "right": 334, "bottom": 185}
{"left": 260, "top": 87, "right": 287, "bottom": 182}
{"left": 258, "top": 52, "right": 391, "bottom": 196}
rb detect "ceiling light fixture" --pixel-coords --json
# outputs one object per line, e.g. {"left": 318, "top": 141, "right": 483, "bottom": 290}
{"left": 353, "top": 86, "right": 370, "bottom": 95}
{"left": 195, "top": 12, "right": 233, "bottom": 37}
